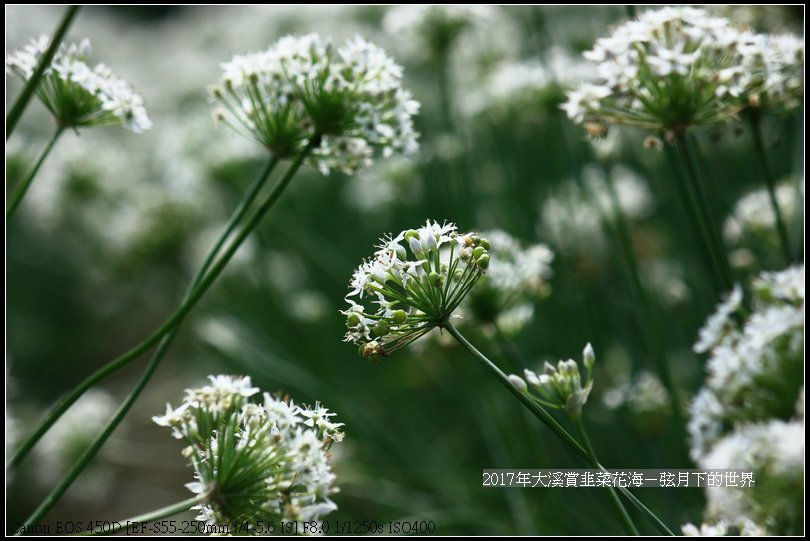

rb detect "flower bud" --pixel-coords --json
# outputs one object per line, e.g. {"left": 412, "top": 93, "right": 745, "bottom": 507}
{"left": 508, "top": 375, "right": 528, "bottom": 393}
{"left": 583, "top": 343, "right": 595, "bottom": 370}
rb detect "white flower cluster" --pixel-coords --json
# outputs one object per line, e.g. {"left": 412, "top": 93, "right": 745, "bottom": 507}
{"left": 509, "top": 343, "right": 596, "bottom": 418}
{"left": 563, "top": 7, "right": 804, "bottom": 134}
{"left": 383, "top": 5, "right": 495, "bottom": 58}
{"left": 602, "top": 370, "right": 671, "bottom": 416}
{"left": 153, "top": 375, "right": 344, "bottom": 526}
{"left": 682, "top": 518, "right": 766, "bottom": 536}
{"left": 466, "top": 229, "right": 553, "bottom": 334}
{"left": 6, "top": 36, "right": 151, "bottom": 133}
{"left": 724, "top": 178, "right": 802, "bottom": 266}
{"left": 687, "top": 266, "right": 804, "bottom": 534}
{"left": 538, "top": 164, "right": 653, "bottom": 254}
{"left": 213, "top": 34, "right": 419, "bottom": 175}
{"left": 342, "top": 220, "right": 490, "bottom": 360}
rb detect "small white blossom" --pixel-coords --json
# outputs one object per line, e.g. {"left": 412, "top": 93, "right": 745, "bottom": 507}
{"left": 6, "top": 35, "right": 151, "bottom": 132}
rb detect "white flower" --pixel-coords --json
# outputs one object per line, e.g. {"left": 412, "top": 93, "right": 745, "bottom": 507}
{"left": 154, "top": 375, "right": 344, "bottom": 528}
{"left": 465, "top": 229, "right": 553, "bottom": 334}
{"left": 687, "top": 266, "right": 804, "bottom": 534}
{"left": 342, "top": 220, "right": 490, "bottom": 359}
{"left": 213, "top": 34, "right": 419, "bottom": 174}
{"left": 693, "top": 285, "right": 743, "bottom": 354}
{"left": 6, "top": 35, "right": 151, "bottom": 132}
{"left": 564, "top": 7, "right": 803, "bottom": 134}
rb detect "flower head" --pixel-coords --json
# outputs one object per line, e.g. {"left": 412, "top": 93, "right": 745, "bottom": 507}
{"left": 6, "top": 36, "right": 151, "bottom": 132}
{"left": 212, "top": 34, "right": 419, "bottom": 174}
{"left": 153, "top": 375, "right": 344, "bottom": 527}
{"left": 563, "top": 7, "right": 803, "bottom": 137}
{"left": 342, "top": 220, "right": 490, "bottom": 361}
{"left": 510, "top": 343, "right": 596, "bottom": 418}
{"left": 688, "top": 265, "right": 804, "bottom": 463}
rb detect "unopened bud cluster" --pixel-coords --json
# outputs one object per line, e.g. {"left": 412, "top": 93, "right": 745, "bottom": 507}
{"left": 510, "top": 343, "right": 596, "bottom": 418}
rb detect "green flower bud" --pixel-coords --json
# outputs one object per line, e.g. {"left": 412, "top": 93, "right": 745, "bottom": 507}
{"left": 479, "top": 238, "right": 491, "bottom": 250}
{"left": 476, "top": 254, "right": 490, "bottom": 269}
{"left": 373, "top": 320, "right": 390, "bottom": 337}
{"left": 472, "top": 246, "right": 486, "bottom": 259}
{"left": 347, "top": 313, "right": 361, "bottom": 327}
{"left": 429, "top": 271, "right": 442, "bottom": 286}
{"left": 392, "top": 309, "right": 408, "bottom": 324}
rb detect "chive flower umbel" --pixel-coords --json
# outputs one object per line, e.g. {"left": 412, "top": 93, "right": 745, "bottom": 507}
{"left": 6, "top": 36, "right": 151, "bottom": 133}
{"left": 342, "top": 220, "right": 491, "bottom": 361}
{"left": 212, "top": 34, "right": 420, "bottom": 174}
{"left": 153, "top": 375, "right": 344, "bottom": 527}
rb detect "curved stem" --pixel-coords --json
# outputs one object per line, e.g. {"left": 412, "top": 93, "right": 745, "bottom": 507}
{"left": 443, "top": 322, "right": 673, "bottom": 535}
{"left": 7, "top": 126, "right": 64, "bottom": 220}
{"left": 749, "top": 117, "right": 792, "bottom": 263}
{"left": 443, "top": 322, "right": 587, "bottom": 458}
{"left": 9, "top": 147, "right": 310, "bottom": 471}
{"left": 574, "top": 415, "right": 640, "bottom": 535}
{"left": 6, "top": 6, "right": 80, "bottom": 138}
{"left": 84, "top": 494, "right": 207, "bottom": 536}
{"left": 17, "top": 157, "right": 280, "bottom": 523}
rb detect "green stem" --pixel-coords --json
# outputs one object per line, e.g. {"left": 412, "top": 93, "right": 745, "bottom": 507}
{"left": 669, "top": 137, "right": 733, "bottom": 293}
{"left": 10, "top": 147, "right": 310, "bottom": 471}
{"left": 6, "top": 6, "right": 80, "bottom": 138}
{"left": 749, "top": 117, "right": 792, "bottom": 263}
{"left": 7, "top": 127, "right": 64, "bottom": 220}
{"left": 18, "top": 157, "right": 280, "bottom": 524}
{"left": 603, "top": 172, "right": 687, "bottom": 446}
{"left": 574, "top": 416, "right": 640, "bottom": 535}
{"left": 444, "top": 322, "right": 587, "bottom": 457}
{"left": 443, "top": 322, "right": 674, "bottom": 535}
{"left": 84, "top": 494, "right": 207, "bottom": 536}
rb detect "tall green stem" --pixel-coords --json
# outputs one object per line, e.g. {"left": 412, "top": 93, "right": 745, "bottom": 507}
{"left": 10, "top": 147, "right": 310, "bottom": 471}
{"left": 574, "top": 415, "right": 640, "bottom": 535}
{"left": 749, "top": 117, "right": 792, "bottom": 263}
{"left": 443, "top": 322, "right": 674, "bottom": 535}
{"left": 668, "top": 136, "right": 733, "bottom": 293}
{"left": 85, "top": 494, "right": 207, "bottom": 536}
{"left": 7, "top": 127, "right": 64, "bottom": 220}
{"left": 17, "top": 157, "right": 280, "bottom": 524}
{"left": 602, "top": 172, "right": 686, "bottom": 447}
{"left": 6, "top": 6, "right": 80, "bottom": 138}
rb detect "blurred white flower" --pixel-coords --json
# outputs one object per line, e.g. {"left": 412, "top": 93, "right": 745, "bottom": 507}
{"left": 724, "top": 178, "right": 802, "bottom": 267}
{"left": 6, "top": 36, "right": 151, "bottom": 132}
{"left": 35, "top": 389, "right": 116, "bottom": 498}
{"left": 602, "top": 370, "right": 671, "bottom": 416}
{"left": 688, "top": 265, "right": 804, "bottom": 534}
{"left": 466, "top": 229, "right": 553, "bottom": 334}
{"left": 213, "top": 34, "right": 420, "bottom": 174}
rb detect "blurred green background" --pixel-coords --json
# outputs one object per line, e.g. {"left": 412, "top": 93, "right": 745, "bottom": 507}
{"left": 6, "top": 5, "right": 804, "bottom": 535}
